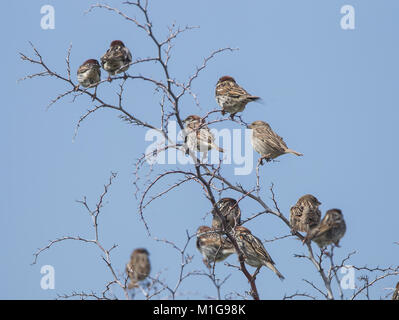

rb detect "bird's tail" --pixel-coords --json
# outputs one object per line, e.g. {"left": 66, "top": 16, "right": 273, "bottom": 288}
{"left": 248, "top": 95, "right": 261, "bottom": 101}
{"left": 266, "top": 262, "right": 285, "bottom": 281}
{"left": 285, "top": 148, "right": 303, "bottom": 157}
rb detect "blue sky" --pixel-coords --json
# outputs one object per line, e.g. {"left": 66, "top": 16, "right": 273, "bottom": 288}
{"left": 2, "top": 0, "right": 399, "bottom": 299}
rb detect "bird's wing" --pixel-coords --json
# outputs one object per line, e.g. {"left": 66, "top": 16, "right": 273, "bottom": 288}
{"left": 124, "top": 47, "right": 133, "bottom": 63}
{"left": 255, "top": 125, "right": 288, "bottom": 150}
{"left": 216, "top": 81, "right": 250, "bottom": 97}
{"left": 197, "top": 126, "right": 215, "bottom": 144}
{"left": 306, "top": 207, "right": 321, "bottom": 226}
{"left": 309, "top": 213, "right": 337, "bottom": 238}
{"left": 226, "top": 82, "right": 250, "bottom": 97}
{"left": 77, "top": 64, "right": 92, "bottom": 74}
{"left": 101, "top": 48, "right": 111, "bottom": 62}
{"left": 290, "top": 204, "right": 303, "bottom": 218}
{"left": 101, "top": 47, "right": 126, "bottom": 62}
{"left": 245, "top": 233, "right": 274, "bottom": 264}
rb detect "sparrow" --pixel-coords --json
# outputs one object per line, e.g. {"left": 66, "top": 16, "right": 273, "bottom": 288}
{"left": 234, "top": 226, "right": 285, "bottom": 280}
{"left": 196, "top": 226, "right": 236, "bottom": 267}
{"left": 392, "top": 282, "right": 399, "bottom": 300}
{"left": 215, "top": 76, "right": 260, "bottom": 118}
{"left": 303, "top": 209, "right": 346, "bottom": 248}
{"left": 212, "top": 198, "right": 241, "bottom": 232}
{"left": 183, "top": 115, "right": 224, "bottom": 159}
{"left": 248, "top": 120, "right": 303, "bottom": 164}
{"left": 101, "top": 40, "right": 132, "bottom": 80}
{"left": 76, "top": 59, "right": 101, "bottom": 99}
{"left": 290, "top": 194, "right": 322, "bottom": 233}
{"left": 126, "top": 248, "right": 151, "bottom": 289}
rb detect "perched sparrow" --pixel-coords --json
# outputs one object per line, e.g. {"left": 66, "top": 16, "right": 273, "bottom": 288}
{"left": 303, "top": 209, "right": 346, "bottom": 248}
{"left": 212, "top": 198, "right": 241, "bottom": 231}
{"left": 248, "top": 120, "right": 303, "bottom": 164}
{"left": 215, "top": 76, "right": 260, "bottom": 118}
{"left": 196, "top": 226, "right": 236, "bottom": 267}
{"left": 101, "top": 40, "right": 132, "bottom": 79}
{"left": 290, "top": 194, "right": 322, "bottom": 233}
{"left": 234, "top": 226, "right": 285, "bottom": 280}
{"left": 183, "top": 115, "right": 224, "bottom": 159}
{"left": 126, "top": 248, "right": 151, "bottom": 289}
{"left": 392, "top": 282, "right": 399, "bottom": 300}
{"left": 77, "top": 59, "right": 101, "bottom": 88}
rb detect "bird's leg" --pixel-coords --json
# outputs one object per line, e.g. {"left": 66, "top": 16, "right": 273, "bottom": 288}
{"left": 123, "top": 72, "right": 128, "bottom": 80}
{"left": 229, "top": 113, "right": 235, "bottom": 120}
{"left": 74, "top": 84, "right": 80, "bottom": 92}
{"left": 252, "top": 267, "right": 261, "bottom": 280}
{"left": 320, "top": 246, "right": 331, "bottom": 257}
{"left": 258, "top": 157, "right": 264, "bottom": 166}
{"left": 92, "top": 86, "right": 97, "bottom": 102}
{"left": 107, "top": 74, "right": 112, "bottom": 82}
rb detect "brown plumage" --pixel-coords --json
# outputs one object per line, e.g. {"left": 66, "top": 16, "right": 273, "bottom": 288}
{"left": 392, "top": 282, "right": 399, "bottom": 300}
{"left": 101, "top": 40, "right": 132, "bottom": 78}
{"left": 126, "top": 248, "right": 151, "bottom": 289}
{"left": 290, "top": 194, "right": 322, "bottom": 233}
{"left": 196, "top": 226, "right": 236, "bottom": 267}
{"left": 212, "top": 198, "right": 241, "bottom": 231}
{"left": 304, "top": 209, "right": 346, "bottom": 248}
{"left": 183, "top": 115, "right": 224, "bottom": 158}
{"left": 77, "top": 59, "right": 101, "bottom": 88}
{"left": 248, "top": 120, "right": 303, "bottom": 164}
{"left": 215, "top": 76, "right": 260, "bottom": 117}
{"left": 234, "top": 226, "right": 285, "bottom": 280}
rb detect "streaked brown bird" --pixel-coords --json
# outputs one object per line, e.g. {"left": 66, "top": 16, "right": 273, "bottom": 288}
{"left": 290, "top": 194, "right": 322, "bottom": 233}
{"left": 215, "top": 76, "right": 260, "bottom": 118}
{"left": 212, "top": 198, "right": 241, "bottom": 232}
{"left": 234, "top": 226, "right": 285, "bottom": 280}
{"left": 248, "top": 120, "right": 303, "bottom": 164}
{"left": 196, "top": 226, "right": 236, "bottom": 267}
{"left": 77, "top": 59, "right": 101, "bottom": 88}
{"left": 126, "top": 248, "right": 151, "bottom": 289}
{"left": 183, "top": 115, "right": 224, "bottom": 159}
{"left": 76, "top": 59, "right": 101, "bottom": 99}
{"left": 392, "top": 282, "right": 399, "bottom": 300}
{"left": 101, "top": 40, "right": 132, "bottom": 79}
{"left": 304, "top": 209, "right": 346, "bottom": 248}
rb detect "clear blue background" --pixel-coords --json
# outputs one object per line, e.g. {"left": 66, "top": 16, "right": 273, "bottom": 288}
{"left": 2, "top": 0, "right": 398, "bottom": 299}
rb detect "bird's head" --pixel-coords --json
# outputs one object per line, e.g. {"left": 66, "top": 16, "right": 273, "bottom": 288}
{"left": 110, "top": 40, "right": 125, "bottom": 48}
